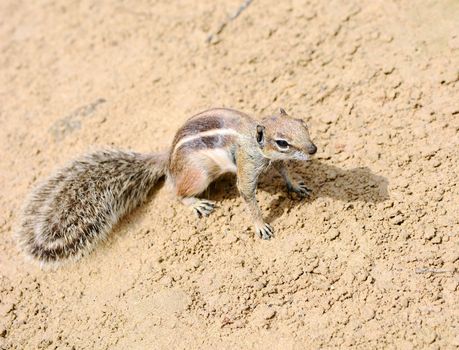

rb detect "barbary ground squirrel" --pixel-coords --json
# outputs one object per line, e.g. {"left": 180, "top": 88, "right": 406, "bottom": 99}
{"left": 17, "top": 108, "right": 317, "bottom": 267}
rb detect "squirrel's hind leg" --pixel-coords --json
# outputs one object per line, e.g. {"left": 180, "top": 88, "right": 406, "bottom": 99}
{"left": 173, "top": 166, "right": 216, "bottom": 218}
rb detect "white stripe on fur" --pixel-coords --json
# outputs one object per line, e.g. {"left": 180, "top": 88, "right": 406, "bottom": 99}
{"left": 172, "top": 128, "right": 241, "bottom": 154}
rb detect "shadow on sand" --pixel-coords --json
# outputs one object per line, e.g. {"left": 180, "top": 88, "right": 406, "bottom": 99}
{"left": 207, "top": 159, "right": 389, "bottom": 223}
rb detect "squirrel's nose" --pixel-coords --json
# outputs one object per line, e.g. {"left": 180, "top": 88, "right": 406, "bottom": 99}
{"left": 308, "top": 143, "right": 317, "bottom": 155}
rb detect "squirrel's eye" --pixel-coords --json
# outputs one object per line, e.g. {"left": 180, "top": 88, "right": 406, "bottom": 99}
{"left": 275, "top": 140, "right": 289, "bottom": 149}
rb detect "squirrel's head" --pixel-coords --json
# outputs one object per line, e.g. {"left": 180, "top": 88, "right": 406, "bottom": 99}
{"left": 256, "top": 108, "right": 317, "bottom": 161}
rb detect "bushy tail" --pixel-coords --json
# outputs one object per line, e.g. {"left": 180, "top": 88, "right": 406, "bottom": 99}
{"left": 16, "top": 149, "right": 169, "bottom": 267}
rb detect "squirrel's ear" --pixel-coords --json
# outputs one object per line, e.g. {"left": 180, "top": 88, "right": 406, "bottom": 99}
{"left": 256, "top": 125, "right": 265, "bottom": 147}
{"left": 279, "top": 108, "right": 287, "bottom": 116}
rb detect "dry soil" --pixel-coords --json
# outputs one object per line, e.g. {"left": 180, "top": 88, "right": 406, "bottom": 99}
{"left": 0, "top": 0, "right": 458, "bottom": 349}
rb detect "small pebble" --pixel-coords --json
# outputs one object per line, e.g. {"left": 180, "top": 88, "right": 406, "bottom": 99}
{"left": 361, "top": 307, "right": 376, "bottom": 321}
{"left": 327, "top": 228, "right": 340, "bottom": 241}
{"left": 424, "top": 226, "right": 436, "bottom": 240}
{"left": 431, "top": 235, "right": 442, "bottom": 244}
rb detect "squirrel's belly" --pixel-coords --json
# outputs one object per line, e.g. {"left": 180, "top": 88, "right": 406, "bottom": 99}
{"left": 197, "top": 148, "right": 237, "bottom": 175}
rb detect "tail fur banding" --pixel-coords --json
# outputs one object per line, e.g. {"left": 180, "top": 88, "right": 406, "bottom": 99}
{"left": 16, "top": 149, "right": 168, "bottom": 266}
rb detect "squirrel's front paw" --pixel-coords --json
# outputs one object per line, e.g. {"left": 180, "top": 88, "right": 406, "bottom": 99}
{"left": 287, "top": 180, "right": 312, "bottom": 198}
{"left": 255, "top": 222, "right": 274, "bottom": 240}
{"left": 193, "top": 199, "right": 216, "bottom": 218}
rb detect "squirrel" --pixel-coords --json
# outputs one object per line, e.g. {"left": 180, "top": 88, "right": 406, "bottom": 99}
{"left": 17, "top": 107, "right": 317, "bottom": 266}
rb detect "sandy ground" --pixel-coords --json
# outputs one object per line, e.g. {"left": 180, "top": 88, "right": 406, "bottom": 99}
{"left": 1, "top": 0, "right": 458, "bottom": 348}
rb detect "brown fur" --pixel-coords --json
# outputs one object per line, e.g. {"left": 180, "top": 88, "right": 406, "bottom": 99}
{"left": 171, "top": 115, "right": 224, "bottom": 150}
{"left": 169, "top": 134, "right": 236, "bottom": 180}
{"left": 175, "top": 167, "right": 208, "bottom": 197}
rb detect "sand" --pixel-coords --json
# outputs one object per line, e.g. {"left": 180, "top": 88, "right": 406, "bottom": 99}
{"left": 1, "top": 0, "right": 458, "bottom": 348}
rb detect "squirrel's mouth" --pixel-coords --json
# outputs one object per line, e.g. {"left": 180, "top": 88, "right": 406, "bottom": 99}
{"left": 292, "top": 151, "right": 310, "bottom": 161}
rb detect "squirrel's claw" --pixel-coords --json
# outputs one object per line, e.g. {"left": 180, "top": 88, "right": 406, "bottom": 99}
{"left": 295, "top": 181, "right": 312, "bottom": 197}
{"left": 193, "top": 199, "right": 216, "bottom": 218}
{"left": 256, "top": 222, "right": 274, "bottom": 240}
{"left": 287, "top": 180, "right": 312, "bottom": 198}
